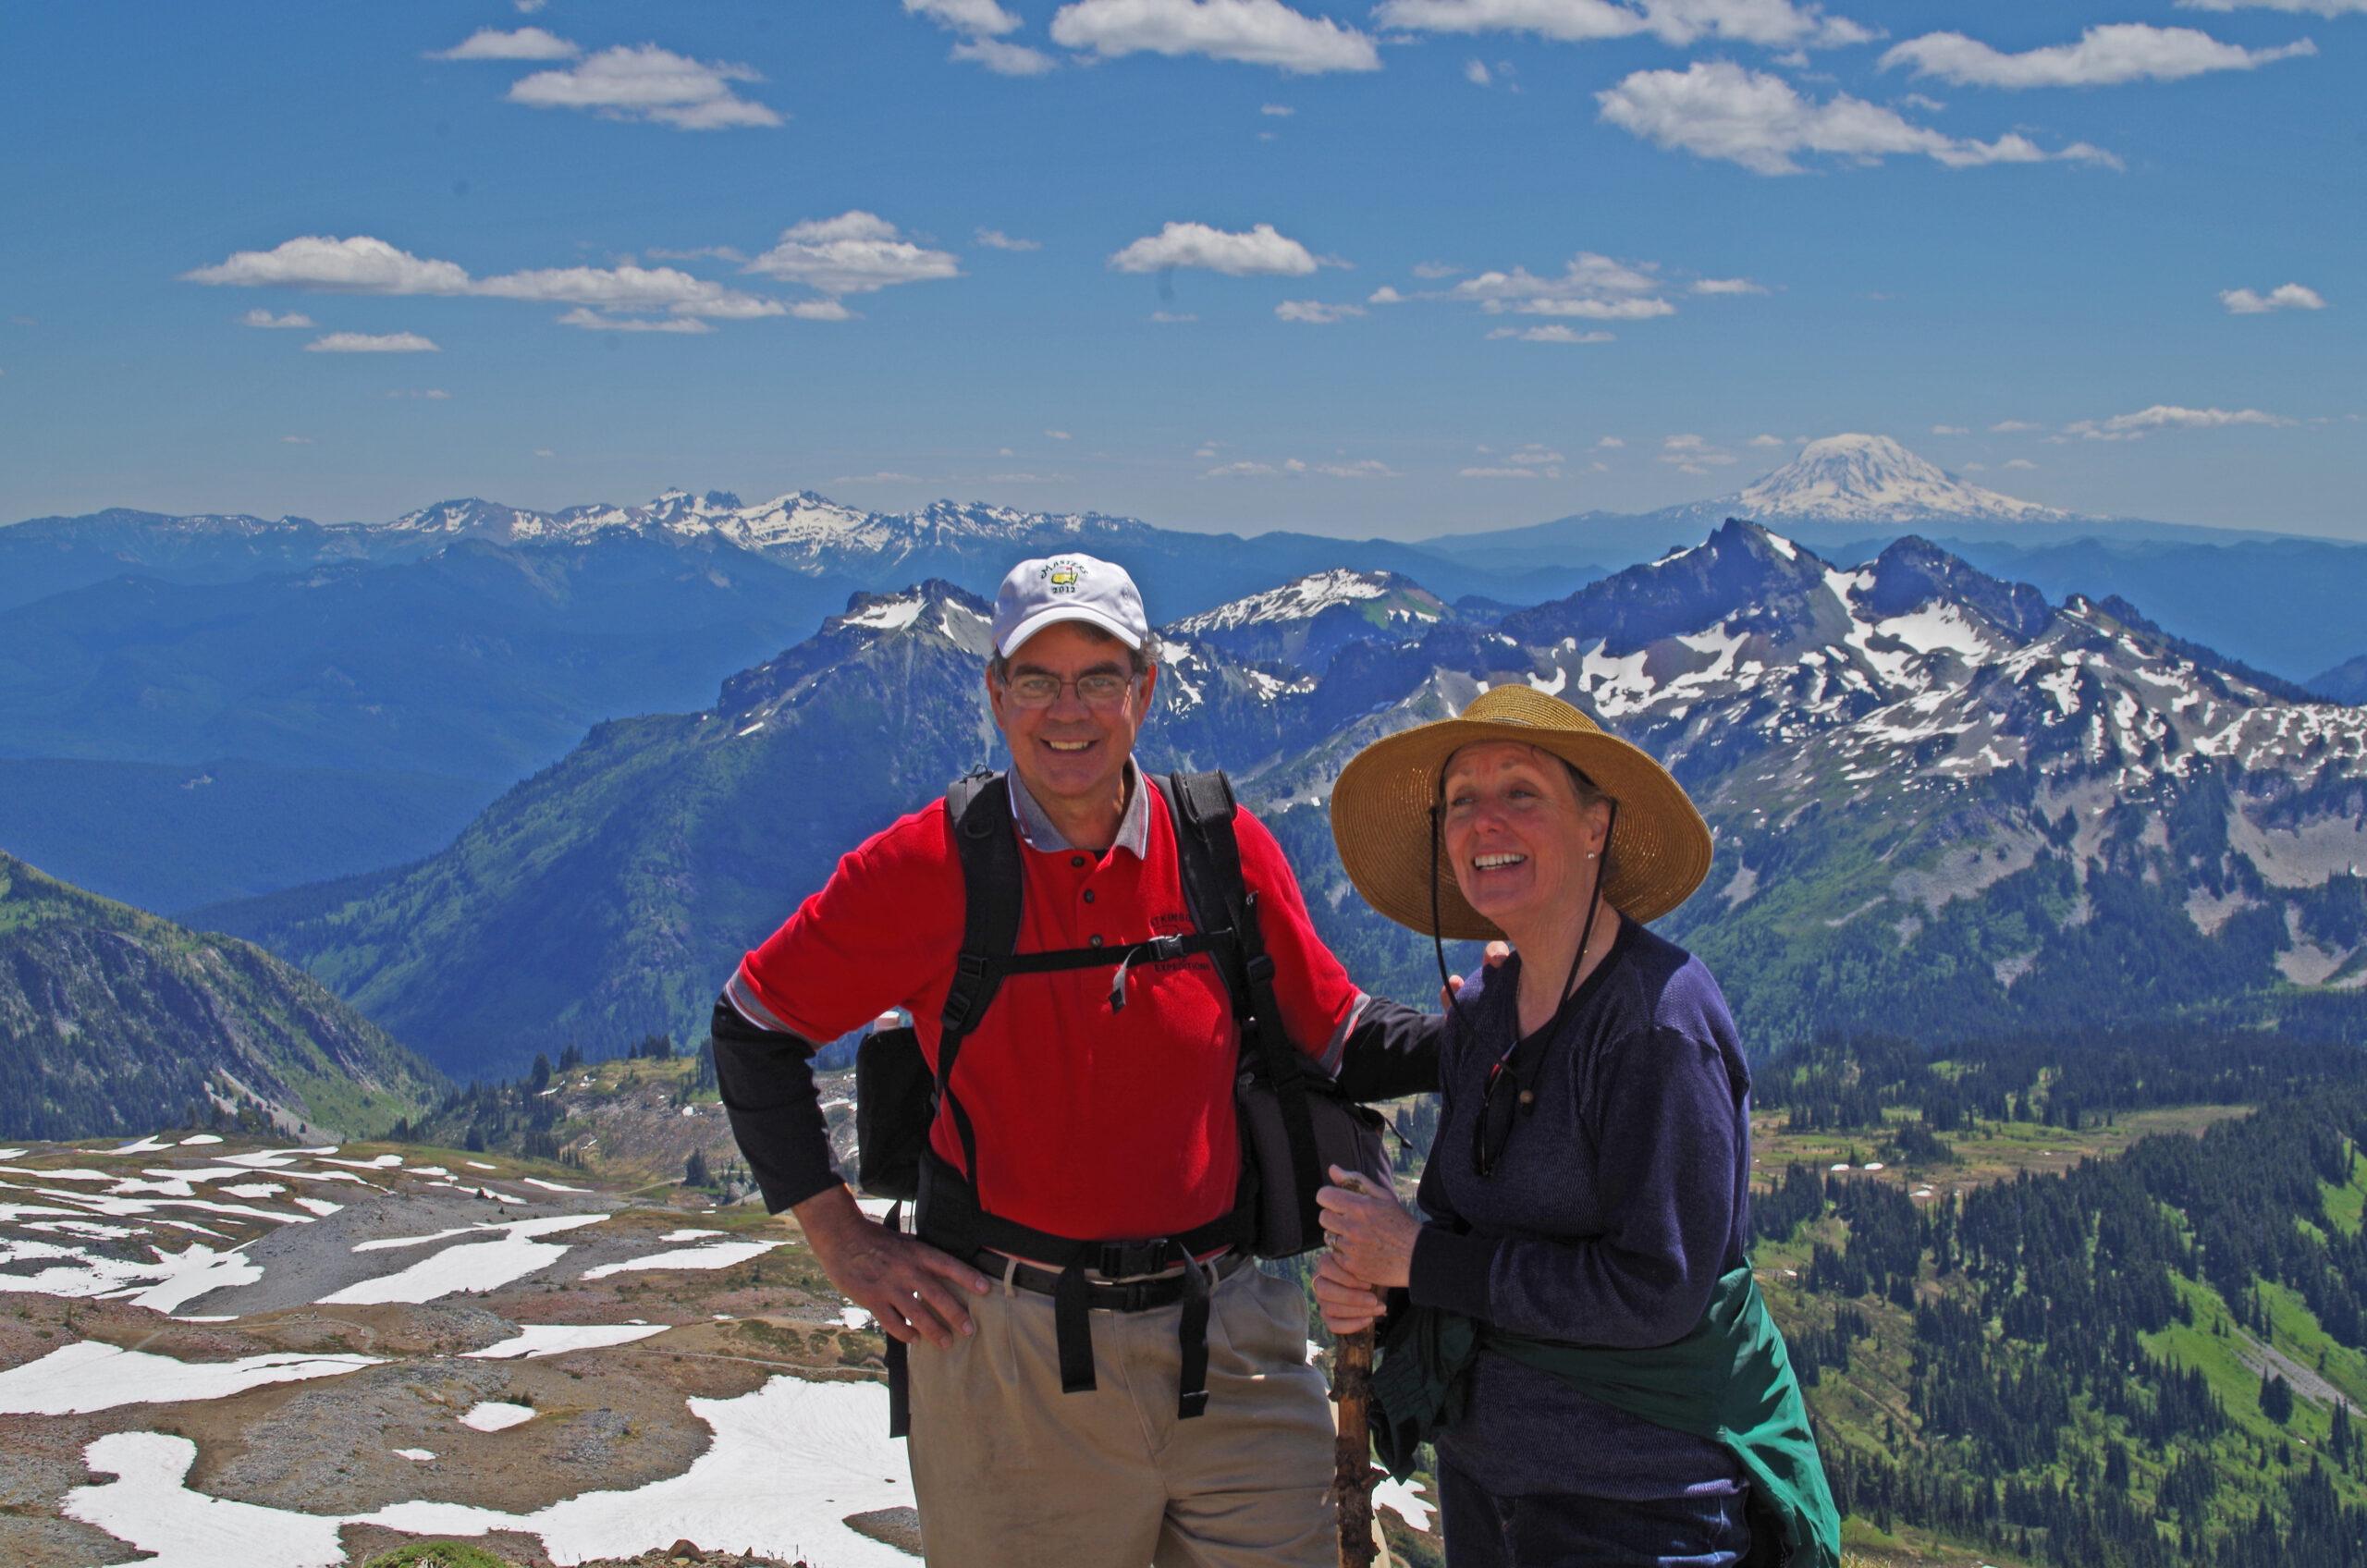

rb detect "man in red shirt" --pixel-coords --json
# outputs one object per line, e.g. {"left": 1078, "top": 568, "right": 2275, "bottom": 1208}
{"left": 713, "top": 553, "right": 1439, "bottom": 1568}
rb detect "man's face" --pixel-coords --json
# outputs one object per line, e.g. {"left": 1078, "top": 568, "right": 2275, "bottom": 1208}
{"left": 987, "top": 620, "right": 1158, "bottom": 815}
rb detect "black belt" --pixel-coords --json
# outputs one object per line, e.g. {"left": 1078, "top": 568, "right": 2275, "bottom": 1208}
{"left": 975, "top": 1247, "right": 1250, "bottom": 1312}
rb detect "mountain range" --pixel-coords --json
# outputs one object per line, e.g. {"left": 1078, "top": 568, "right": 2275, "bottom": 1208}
{"left": 0, "top": 852, "right": 442, "bottom": 1140}
{"left": 184, "top": 520, "right": 2367, "bottom": 1083}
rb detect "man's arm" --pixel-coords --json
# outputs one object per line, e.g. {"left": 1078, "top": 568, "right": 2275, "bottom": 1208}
{"left": 711, "top": 995, "right": 987, "bottom": 1344}
{"left": 1331, "top": 997, "right": 1441, "bottom": 1103}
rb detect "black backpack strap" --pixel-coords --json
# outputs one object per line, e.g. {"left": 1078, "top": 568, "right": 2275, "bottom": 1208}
{"left": 1167, "top": 770, "right": 1327, "bottom": 1250}
{"left": 940, "top": 774, "right": 1023, "bottom": 1200}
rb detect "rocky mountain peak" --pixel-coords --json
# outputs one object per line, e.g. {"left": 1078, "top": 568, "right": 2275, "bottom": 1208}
{"left": 1735, "top": 433, "right": 2075, "bottom": 525}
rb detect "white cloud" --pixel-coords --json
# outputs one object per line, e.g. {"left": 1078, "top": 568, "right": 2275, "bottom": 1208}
{"left": 1150, "top": 310, "right": 1199, "bottom": 322}
{"left": 1748, "top": 432, "right": 1789, "bottom": 446}
{"left": 833, "top": 472, "right": 926, "bottom": 484}
{"left": 508, "top": 44, "right": 782, "bottom": 129}
{"left": 1451, "top": 252, "right": 1677, "bottom": 319}
{"left": 1595, "top": 435, "right": 1625, "bottom": 447}
{"left": 432, "top": 27, "right": 580, "bottom": 61}
{"left": 744, "top": 213, "right": 963, "bottom": 295}
{"left": 1047, "top": 429, "right": 1074, "bottom": 439}
{"left": 2004, "top": 458, "right": 2038, "bottom": 469}
{"left": 1110, "top": 221, "right": 1319, "bottom": 276}
{"left": 238, "top": 309, "right": 315, "bottom": 329}
{"left": 958, "top": 37, "right": 1063, "bottom": 72}
{"left": 1930, "top": 424, "right": 1968, "bottom": 435}
{"left": 2065, "top": 404, "right": 2295, "bottom": 439}
{"left": 1658, "top": 433, "right": 1736, "bottom": 471}
{"left": 1990, "top": 419, "right": 2043, "bottom": 432}
{"left": 975, "top": 228, "right": 1042, "bottom": 251}
{"left": 555, "top": 307, "right": 716, "bottom": 333}
{"left": 908, "top": 0, "right": 1025, "bottom": 31}
{"left": 1597, "top": 61, "right": 2119, "bottom": 175}
{"left": 383, "top": 388, "right": 452, "bottom": 398}
{"left": 1262, "top": 102, "right": 1296, "bottom": 114}
{"left": 1368, "top": 286, "right": 1408, "bottom": 303}
{"left": 1276, "top": 299, "right": 1367, "bottom": 323}
{"left": 903, "top": 5, "right": 1059, "bottom": 73}
{"left": 279, "top": 435, "right": 313, "bottom": 444}
{"left": 1487, "top": 324, "right": 1615, "bottom": 341}
{"left": 1466, "top": 58, "right": 1493, "bottom": 84}
{"left": 1881, "top": 24, "right": 2313, "bottom": 89}
{"left": 477, "top": 263, "right": 786, "bottom": 317}
{"left": 1462, "top": 444, "right": 1566, "bottom": 475}
{"left": 2221, "top": 283, "right": 2325, "bottom": 313}
{"left": 1202, "top": 456, "right": 1397, "bottom": 477}
{"left": 304, "top": 332, "right": 439, "bottom": 353}
{"left": 1691, "top": 276, "right": 1766, "bottom": 294}
{"left": 2178, "top": 0, "right": 2366, "bottom": 14}
{"left": 789, "top": 299, "right": 859, "bottom": 321}
{"left": 1412, "top": 261, "right": 1463, "bottom": 279}
{"left": 1376, "top": 0, "right": 1873, "bottom": 48}
{"left": 1049, "top": 0, "right": 1382, "bottom": 73}
{"left": 186, "top": 236, "right": 472, "bottom": 294}
{"left": 189, "top": 234, "right": 822, "bottom": 328}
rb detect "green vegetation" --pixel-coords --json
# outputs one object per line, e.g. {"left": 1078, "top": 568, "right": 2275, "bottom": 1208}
{"left": 1740, "top": 1028, "right": 2367, "bottom": 1567}
{"left": 360, "top": 1542, "right": 520, "bottom": 1568}
{"left": 0, "top": 852, "right": 444, "bottom": 1140}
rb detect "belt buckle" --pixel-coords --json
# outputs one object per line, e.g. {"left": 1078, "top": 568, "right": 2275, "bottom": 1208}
{"left": 1097, "top": 1237, "right": 1170, "bottom": 1280}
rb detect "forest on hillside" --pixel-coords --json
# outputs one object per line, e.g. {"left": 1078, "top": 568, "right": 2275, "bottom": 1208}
{"left": 1748, "top": 1028, "right": 2367, "bottom": 1566}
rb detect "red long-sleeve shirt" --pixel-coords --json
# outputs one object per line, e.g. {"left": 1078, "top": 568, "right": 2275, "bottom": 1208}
{"left": 731, "top": 777, "right": 1364, "bottom": 1241}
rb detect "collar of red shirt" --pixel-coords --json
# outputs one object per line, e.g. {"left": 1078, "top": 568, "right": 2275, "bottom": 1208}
{"left": 1005, "top": 758, "right": 1153, "bottom": 859}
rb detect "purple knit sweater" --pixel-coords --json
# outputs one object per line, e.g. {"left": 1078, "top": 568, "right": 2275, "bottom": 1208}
{"left": 1407, "top": 917, "right": 1755, "bottom": 1501}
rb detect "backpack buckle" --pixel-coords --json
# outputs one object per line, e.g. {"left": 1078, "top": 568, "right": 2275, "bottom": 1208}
{"left": 1096, "top": 1238, "right": 1171, "bottom": 1280}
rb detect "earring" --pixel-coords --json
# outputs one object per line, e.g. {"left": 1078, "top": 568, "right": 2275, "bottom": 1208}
{"left": 1586, "top": 851, "right": 1598, "bottom": 860}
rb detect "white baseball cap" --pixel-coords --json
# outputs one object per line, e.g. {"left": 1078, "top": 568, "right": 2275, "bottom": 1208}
{"left": 991, "top": 554, "right": 1150, "bottom": 658}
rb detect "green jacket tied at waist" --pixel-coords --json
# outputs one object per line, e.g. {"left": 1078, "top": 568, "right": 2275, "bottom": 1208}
{"left": 1367, "top": 1262, "right": 1841, "bottom": 1568}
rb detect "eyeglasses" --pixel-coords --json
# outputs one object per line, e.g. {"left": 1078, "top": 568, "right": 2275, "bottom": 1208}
{"left": 1001, "top": 670, "right": 1137, "bottom": 708}
{"left": 1471, "top": 1044, "right": 1535, "bottom": 1179}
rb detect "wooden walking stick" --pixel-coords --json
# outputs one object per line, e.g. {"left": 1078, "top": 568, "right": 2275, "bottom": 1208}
{"left": 1332, "top": 1321, "right": 1380, "bottom": 1568}
{"left": 1330, "top": 1171, "right": 1381, "bottom": 1568}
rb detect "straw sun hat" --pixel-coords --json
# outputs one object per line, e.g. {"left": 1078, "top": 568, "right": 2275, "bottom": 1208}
{"left": 1328, "top": 684, "right": 1714, "bottom": 939}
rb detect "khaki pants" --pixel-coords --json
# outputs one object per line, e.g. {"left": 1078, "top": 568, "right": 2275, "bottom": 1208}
{"left": 906, "top": 1262, "right": 1336, "bottom": 1568}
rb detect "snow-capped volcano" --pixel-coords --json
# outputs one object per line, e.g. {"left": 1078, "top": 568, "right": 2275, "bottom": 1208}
{"left": 1733, "top": 434, "right": 2075, "bottom": 525}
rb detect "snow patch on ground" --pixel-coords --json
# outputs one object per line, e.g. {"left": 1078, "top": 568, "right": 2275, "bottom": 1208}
{"left": 68, "top": 1378, "right": 926, "bottom": 1568}
{"left": 1374, "top": 1476, "right": 1433, "bottom": 1531}
{"left": 579, "top": 1237, "right": 787, "bottom": 1280}
{"left": 0, "top": 1340, "right": 379, "bottom": 1415}
{"left": 324, "top": 1214, "right": 607, "bottom": 1305}
{"left": 67, "top": 1432, "right": 349, "bottom": 1568}
{"left": 458, "top": 1400, "right": 538, "bottom": 1432}
{"left": 463, "top": 1324, "right": 670, "bottom": 1360}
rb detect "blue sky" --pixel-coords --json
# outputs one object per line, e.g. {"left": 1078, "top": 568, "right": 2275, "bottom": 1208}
{"left": 1, "top": 0, "right": 2359, "bottom": 541}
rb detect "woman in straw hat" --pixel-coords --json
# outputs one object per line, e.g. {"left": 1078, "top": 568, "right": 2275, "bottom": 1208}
{"left": 1313, "top": 685, "right": 1837, "bottom": 1568}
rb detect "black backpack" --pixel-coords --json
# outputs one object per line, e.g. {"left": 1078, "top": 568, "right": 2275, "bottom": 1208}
{"left": 856, "top": 767, "right": 1387, "bottom": 1261}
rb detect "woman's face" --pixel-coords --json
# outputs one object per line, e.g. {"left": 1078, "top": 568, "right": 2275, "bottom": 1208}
{"left": 1441, "top": 741, "right": 1609, "bottom": 937}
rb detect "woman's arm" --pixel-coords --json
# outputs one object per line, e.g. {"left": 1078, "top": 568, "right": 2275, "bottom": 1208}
{"left": 1412, "top": 1025, "right": 1745, "bottom": 1347}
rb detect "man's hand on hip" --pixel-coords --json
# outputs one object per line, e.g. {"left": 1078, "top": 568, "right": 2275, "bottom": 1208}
{"left": 791, "top": 1184, "right": 992, "bottom": 1349}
